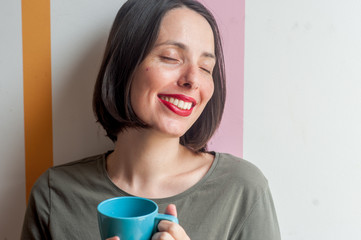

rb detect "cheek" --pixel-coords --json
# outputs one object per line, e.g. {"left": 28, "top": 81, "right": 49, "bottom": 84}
{"left": 130, "top": 73, "right": 148, "bottom": 111}
{"left": 130, "top": 66, "right": 167, "bottom": 107}
{"left": 131, "top": 67, "right": 156, "bottom": 92}
{"left": 204, "top": 81, "right": 215, "bottom": 102}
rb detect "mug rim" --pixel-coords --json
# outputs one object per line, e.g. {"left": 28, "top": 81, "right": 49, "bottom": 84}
{"left": 97, "top": 196, "right": 158, "bottom": 220}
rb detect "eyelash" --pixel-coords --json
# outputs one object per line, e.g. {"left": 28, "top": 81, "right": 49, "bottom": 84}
{"left": 161, "top": 56, "right": 211, "bottom": 74}
{"left": 201, "top": 67, "right": 211, "bottom": 74}
{"left": 161, "top": 56, "right": 178, "bottom": 62}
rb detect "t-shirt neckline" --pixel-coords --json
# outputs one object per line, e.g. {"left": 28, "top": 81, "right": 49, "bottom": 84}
{"left": 101, "top": 151, "right": 220, "bottom": 203}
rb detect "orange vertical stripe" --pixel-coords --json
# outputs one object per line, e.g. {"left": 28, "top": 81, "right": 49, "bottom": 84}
{"left": 22, "top": 0, "right": 53, "bottom": 201}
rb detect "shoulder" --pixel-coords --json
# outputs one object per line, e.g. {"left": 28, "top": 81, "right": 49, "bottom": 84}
{"left": 30, "top": 153, "right": 106, "bottom": 197}
{"left": 215, "top": 152, "right": 268, "bottom": 185}
{"left": 49, "top": 153, "right": 105, "bottom": 177}
{"left": 211, "top": 152, "right": 269, "bottom": 193}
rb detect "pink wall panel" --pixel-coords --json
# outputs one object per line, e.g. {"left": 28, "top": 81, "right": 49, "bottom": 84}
{"left": 200, "top": 0, "right": 245, "bottom": 157}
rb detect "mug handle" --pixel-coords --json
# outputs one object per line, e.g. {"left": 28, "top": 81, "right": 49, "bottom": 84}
{"left": 153, "top": 213, "right": 179, "bottom": 233}
{"left": 155, "top": 213, "right": 179, "bottom": 224}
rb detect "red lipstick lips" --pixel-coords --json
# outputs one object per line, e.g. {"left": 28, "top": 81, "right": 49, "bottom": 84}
{"left": 158, "top": 94, "right": 196, "bottom": 117}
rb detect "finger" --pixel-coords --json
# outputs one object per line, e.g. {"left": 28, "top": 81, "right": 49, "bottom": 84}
{"left": 157, "top": 220, "right": 189, "bottom": 240}
{"left": 106, "top": 237, "right": 120, "bottom": 240}
{"left": 151, "top": 231, "right": 174, "bottom": 240}
{"left": 164, "top": 204, "right": 177, "bottom": 217}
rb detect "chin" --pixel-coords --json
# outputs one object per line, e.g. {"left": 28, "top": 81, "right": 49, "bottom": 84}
{"left": 153, "top": 125, "right": 189, "bottom": 139}
{"left": 162, "top": 129, "right": 187, "bottom": 138}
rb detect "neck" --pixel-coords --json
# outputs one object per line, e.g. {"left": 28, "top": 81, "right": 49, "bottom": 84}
{"left": 107, "top": 128, "right": 186, "bottom": 187}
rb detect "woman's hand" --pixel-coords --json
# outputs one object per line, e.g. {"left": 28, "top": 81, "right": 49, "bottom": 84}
{"left": 106, "top": 204, "right": 189, "bottom": 240}
{"left": 151, "top": 204, "right": 190, "bottom": 240}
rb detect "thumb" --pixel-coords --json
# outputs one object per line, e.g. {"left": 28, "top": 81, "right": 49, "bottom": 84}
{"left": 164, "top": 204, "right": 177, "bottom": 218}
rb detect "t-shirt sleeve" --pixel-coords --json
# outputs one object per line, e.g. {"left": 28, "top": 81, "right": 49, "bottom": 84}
{"left": 21, "top": 170, "right": 51, "bottom": 240}
{"left": 235, "top": 185, "right": 281, "bottom": 240}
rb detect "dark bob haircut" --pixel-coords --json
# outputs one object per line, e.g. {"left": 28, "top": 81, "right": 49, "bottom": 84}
{"left": 93, "top": 0, "right": 226, "bottom": 152}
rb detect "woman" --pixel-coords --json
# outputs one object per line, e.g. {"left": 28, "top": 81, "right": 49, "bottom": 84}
{"left": 21, "top": 0, "right": 281, "bottom": 239}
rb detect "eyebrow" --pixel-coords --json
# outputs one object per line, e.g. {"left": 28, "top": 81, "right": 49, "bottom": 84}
{"left": 155, "top": 40, "right": 216, "bottom": 59}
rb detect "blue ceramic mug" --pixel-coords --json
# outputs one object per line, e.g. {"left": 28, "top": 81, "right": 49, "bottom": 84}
{"left": 97, "top": 196, "right": 179, "bottom": 240}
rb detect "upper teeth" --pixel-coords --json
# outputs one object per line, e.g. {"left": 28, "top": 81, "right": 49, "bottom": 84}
{"left": 160, "top": 96, "right": 193, "bottom": 110}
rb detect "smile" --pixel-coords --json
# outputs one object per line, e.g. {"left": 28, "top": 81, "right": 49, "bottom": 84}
{"left": 159, "top": 96, "right": 193, "bottom": 110}
{"left": 158, "top": 94, "right": 197, "bottom": 117}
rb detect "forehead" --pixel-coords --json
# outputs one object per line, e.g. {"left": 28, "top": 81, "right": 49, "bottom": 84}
{"left": 155, "top": 7, "right": 215, "bottom": 54}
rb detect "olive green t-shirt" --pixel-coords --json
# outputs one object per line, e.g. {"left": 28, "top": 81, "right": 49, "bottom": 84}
{"left": 21, "top": 152, "right": 281, "bottom": 240}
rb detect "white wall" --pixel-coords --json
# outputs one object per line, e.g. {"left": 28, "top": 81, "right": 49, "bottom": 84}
{"left": 244, "top": 0, "right": 361, "bottom": 239}
{"left": 0, "top": 1, "right": 26, "bottom": 239}
{"left": 51, "top": 0, "right": 122, "bottom": 165}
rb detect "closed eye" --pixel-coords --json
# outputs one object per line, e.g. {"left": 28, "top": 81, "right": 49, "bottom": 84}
{"left": 200, "top": 67, "right": 211, "bottom": 74}
{"left": 161, "top": 56, "right": 179, "bottom": 62}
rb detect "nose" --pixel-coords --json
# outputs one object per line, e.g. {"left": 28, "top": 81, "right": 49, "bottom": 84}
{"left": 177, "top": 65, "right": 200, "bottom": 90}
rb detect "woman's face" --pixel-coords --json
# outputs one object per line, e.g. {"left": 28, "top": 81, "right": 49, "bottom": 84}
{"left": 130, "top": 7, "right": 215, "bottom": 137}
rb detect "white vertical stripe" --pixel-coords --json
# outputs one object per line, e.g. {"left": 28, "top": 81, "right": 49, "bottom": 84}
{"left": 0, "top": 0, "right": 26, "bottom": 238}
{"left": 51, "top": 0, "right": 123, "bottom": 165}
{"left": 244, "top": 0, "right": 361, "bottom": 239}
